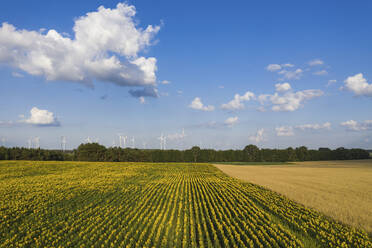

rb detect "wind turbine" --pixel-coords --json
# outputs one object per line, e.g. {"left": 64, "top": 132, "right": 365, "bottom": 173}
{"left": 118, "top": 134, "right": 127, "bottom": 148}
{"left": 34, "top": 137, "right": 40, "bottom": 149}
{"left": 27, "top": 138, "right": 32, "bottom": 149}
{"left": 1, "top": 137, "right": 6, "bottom": 147}
{"left": 181, "top": 128, "right": 186, "bottom": 149}
{"left": 61, "top": 136, "right": 66, "bottom": 151}
{"left": 121, "top": 135, "right": 127, "bottom": 148}
{"left": 142, "top": 141, "right": 147, "bottom": 149}
{"left": 61, "top": 136, "right": 67, "bottom": 151}
{"left": 163, "top": 136, "right": 167, "bottom": 150}
{"left": 131, "top": 137, "right": 135, "bottom": 148}
{"left": 123, "top": 135, "right": 127, "bottom": 148}
{"left": 118, "top": 134, "right": 122, "bottom": 147}
{"left": 158, "top": 133, "right": 164, "bottom": 150}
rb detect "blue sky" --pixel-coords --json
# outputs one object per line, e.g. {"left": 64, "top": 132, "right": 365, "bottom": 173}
{"left": 0, "top": 0, "right": 371, "bottom": 150}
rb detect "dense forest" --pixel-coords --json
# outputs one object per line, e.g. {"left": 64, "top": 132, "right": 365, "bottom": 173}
{"left": 0, "top": 143, "right": 370, "bottom": 162}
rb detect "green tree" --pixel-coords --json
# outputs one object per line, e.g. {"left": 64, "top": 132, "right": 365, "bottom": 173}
{"left": 76, "top": 143, "right": 107, "bottom": 161}
{"left": 244, "top": 145, "right": 260, "bottom": 162}
{"left": 191, "top": 146, "right": 201, "bottom": 162}
{"left": 295, "top": 146, "right": 308, "bottom": 161}
{"left": 0, "top": 147, "right": 8, "bottom": 160}
{"left": 286, "top": 147, "right": 297, "bottom": 161}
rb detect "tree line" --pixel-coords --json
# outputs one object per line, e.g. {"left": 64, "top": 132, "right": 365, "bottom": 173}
{"left": 0, "top": 143, "right": 370, "bottom": 162}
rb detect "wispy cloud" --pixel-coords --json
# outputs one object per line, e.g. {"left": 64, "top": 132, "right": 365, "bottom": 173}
{"left": 313, "top": 70, "right": 328, "bottom": 76}
{"left": 341, "top": 120, "right": 372, "bottom": 131}
{"left": 327, "top": 79, "right": 337, "bottom": 87}
{"left": 308, "top": 59, "right": 324, "bottom": 66}
{"left": 295, "top": 122, "right": 331, "bottom": 130}
{"left": 266, "top": 64, "right": 282, "bottom": 72}
{"left": 275, "top": 126, "right": 294, "bottom": 136}
{"left": 278, "top": 68, "right": 303, "bottom": 80}
{"left": 11, "top": 72, "right": 24, "bottom": 78}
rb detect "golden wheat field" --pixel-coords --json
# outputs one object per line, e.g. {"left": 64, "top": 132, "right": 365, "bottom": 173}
{"left": 215, "top": 160, "right": 372, "bottom": 235}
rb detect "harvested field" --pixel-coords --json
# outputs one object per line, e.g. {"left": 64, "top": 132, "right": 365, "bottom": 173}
{"left": 215, "top": 160, "right": 372, "bottom": 234}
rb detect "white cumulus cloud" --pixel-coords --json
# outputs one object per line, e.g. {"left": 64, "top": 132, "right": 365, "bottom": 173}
{"left": 21, "top": 107, "right": 60, "bottom": 126}
{"left": 340, "top": 120, "right": 372, "bottom": 131}
{"left": 249, "top": 128, "right": 265, "bottom": 143}
{"left": 224, "top": 116, "right": 238, "bottom": 127}
{"left": 0, "top": 3, "right": 160, "bottom": 92}
{"left": 275, "top": 126, "right": 294, "bottom": 136}
{"left": 221, "top": 91, "right": 255, "bottom": 110}
{"left": 189, "top": 97, "right": 215, "bottom": 111}
{"left": 275, "top": 82, "right": 291, "bottom": 92}
{"left": 343, "top": 73, "right": 372, "bottom": 97}
{"left": 259, "top": 89, "right": 323, "bottom": 112}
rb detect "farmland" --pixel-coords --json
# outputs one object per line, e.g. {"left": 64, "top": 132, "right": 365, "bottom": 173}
{"left": 215, "top": 160, "right": 372, "bottom": 235}
{"left": 1, "top": 161, "right": 371, "bottom": 247}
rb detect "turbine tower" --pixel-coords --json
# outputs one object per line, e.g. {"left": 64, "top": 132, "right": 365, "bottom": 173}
{"left": 158, "top": 133, "right": 164, "bottom": 150}
{"left": 131, "top": 137, "right": 135, "bottom": 148}
{"left": 163, "top": 136, "right": 167, "bottom": 150}
{"left": 123, "top": 135, "right": 127, "bottom": 148}
{"left": 123, "top": 135, "right": 128, "bottom": 148}
{"left": 34, "top": 137, "right": 40, "bottom": 149}
{"left": 27, "top": 138, "right": 32, "bottom": 149}
{"left": 118, "top": 134, "right": 122, "bottom": 147}
{"left": 1, "top": 137, "right": 6, "bottom": 147}
{"left": 61, "top": 136, "right": 66, "bottom": 151}
{"left": 118, "top": 134, "right": 127, "bottom": 148}
{"left": 181, "top": 128, "right": 186, "bottom": 149}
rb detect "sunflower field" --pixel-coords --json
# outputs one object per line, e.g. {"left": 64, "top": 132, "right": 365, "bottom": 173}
{"left": 0, "top": 161, "right": 371, "bottom": 247}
